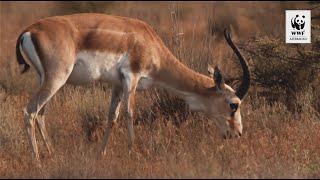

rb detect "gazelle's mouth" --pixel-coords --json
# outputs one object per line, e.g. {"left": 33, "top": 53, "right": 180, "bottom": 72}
{"left": 223, "top": 129, "right": 242, "bottom": 139}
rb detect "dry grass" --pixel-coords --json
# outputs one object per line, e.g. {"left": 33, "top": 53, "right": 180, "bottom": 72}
{"left": 0, "top": 1, "right": 320, "bottom": 178}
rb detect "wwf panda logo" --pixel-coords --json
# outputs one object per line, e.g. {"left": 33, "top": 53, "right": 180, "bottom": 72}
{"left": 291, "top": 14, "right": 305, "bottom": 30}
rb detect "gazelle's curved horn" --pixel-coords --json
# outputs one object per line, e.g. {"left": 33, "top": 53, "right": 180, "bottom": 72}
{"left": 224, "top": 28, "right": 251, "bottom": 100}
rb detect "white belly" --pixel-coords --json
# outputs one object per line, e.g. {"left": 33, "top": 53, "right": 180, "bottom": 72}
{"left": 67, "top": 51, "right": 124, "bottom": 85}
{"left": 67, "top": 50, "right": 155, "bottom": 90}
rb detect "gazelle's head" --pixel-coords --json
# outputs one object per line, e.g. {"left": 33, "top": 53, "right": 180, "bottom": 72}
{"left": 206, "top": 29, "right": 250, "bottom": 139}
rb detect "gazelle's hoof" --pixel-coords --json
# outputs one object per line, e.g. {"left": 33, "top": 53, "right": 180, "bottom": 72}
{"left": 47, "top": 151, "right": 54, "bottom": 159}
{"left": 101, "top": 149, "right": 107, "bottom": 157}
{"left": 47, "top": 147, "right": 54, "bottom": 156}
{"left": 33, "top": 153, "right": 40, "bottom": 161}
{"left": 36, "top": 161, "right": 42, "bottom": 168}
{"left": 128, "top": 144, "right": 134, "bottom": 156}
{"left": 33, "top": 156, "right": 42, "bottom": 168}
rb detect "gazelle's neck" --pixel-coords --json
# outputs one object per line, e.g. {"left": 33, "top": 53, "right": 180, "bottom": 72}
{"left": 153, "top": 50, "right": 216, "bottom": 110}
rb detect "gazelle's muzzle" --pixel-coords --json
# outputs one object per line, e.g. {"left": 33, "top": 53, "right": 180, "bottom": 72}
{"left": 217, "top": 114, "right": 243, "bottom": 139}
{"left": 223, "top": 128, "right": 242, "bottom": 139}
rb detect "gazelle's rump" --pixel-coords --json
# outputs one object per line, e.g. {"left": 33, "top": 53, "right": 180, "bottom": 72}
{"left": 19, "top": 32, "right": 45, "bottom": 85}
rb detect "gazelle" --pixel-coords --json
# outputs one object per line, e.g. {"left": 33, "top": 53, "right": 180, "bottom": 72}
{"left": 16, "top": 13, "right": 250, "bottom": 161}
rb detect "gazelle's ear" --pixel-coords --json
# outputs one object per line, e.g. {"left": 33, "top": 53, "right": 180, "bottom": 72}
{"left": 208, "top": 65, "right": 215, "bottom": 76}
{"left": 213, "top": 66, "right": 225, "bottom": 91}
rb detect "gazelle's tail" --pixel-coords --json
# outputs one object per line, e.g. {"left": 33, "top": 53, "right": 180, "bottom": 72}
{"left": 16, "top": 31, "right": 30, "bottom": 74}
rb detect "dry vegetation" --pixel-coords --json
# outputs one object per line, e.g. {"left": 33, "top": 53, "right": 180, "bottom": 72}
{"left": 1, "top": 1, "right": 320, "bottom": 178}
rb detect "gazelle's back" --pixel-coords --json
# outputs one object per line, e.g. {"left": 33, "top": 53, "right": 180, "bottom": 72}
{"left": 26, "top": 13, "right": 161, "bottom": 48}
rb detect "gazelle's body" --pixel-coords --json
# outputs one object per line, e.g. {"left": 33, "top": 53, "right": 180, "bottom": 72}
{"left": 16, "top": 13, "right": 250, "bottom": 162}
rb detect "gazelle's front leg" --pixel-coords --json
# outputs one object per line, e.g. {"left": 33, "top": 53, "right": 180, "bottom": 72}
{"left": 123, "top": 73, "right": 139, "bottom": 150}
{"left": 101, "top": 85, "right": 123, "bottom": 156}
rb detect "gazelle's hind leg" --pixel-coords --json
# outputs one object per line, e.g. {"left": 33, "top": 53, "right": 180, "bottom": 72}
{"left": 24, "top": 109, "right": 38, "bottom": 160}
{"left": 20, "top": 31, "right": 76, "bottom": 161}
{"left": 36, "top": 105, "right": 53, "bottom": 155}
{"left": 24, "top": 75, "right": 71, "bottom": 161}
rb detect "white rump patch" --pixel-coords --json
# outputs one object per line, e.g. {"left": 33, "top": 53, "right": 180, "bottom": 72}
{"left": 20, "top": 32, "right": 45, "bottom": 85}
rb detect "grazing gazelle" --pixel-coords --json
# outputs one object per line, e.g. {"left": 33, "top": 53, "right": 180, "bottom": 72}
{"left": 16, "top": 13, "right": 250, "bottom": 161}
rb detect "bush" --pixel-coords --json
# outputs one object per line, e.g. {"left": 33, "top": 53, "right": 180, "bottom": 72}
{"left": 240, "top": 26, "right": 320, "bottom": 112}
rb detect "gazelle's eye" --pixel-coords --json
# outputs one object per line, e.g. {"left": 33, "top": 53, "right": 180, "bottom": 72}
{"left": 229, "top": 103, "right": 238, "bottom": 111}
